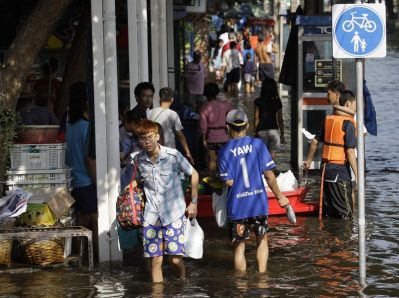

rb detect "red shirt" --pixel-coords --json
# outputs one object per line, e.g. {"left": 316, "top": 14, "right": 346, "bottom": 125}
{"left": 200, "top": 100, "right": 233, "bottom": 143}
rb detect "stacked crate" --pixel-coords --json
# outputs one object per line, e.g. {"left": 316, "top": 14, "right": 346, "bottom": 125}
{"left": 5, "top": 129, "right": 74, "bottom": 265}
{"left": 6, "top": 126, "right": 72, "bottom": 227}
{"left": 7, "top": 143, "right": 71, "bottom": 192}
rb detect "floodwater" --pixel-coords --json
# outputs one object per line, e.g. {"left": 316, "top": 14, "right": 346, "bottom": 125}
{"left": 1, "top": 30, "right": 399, "bottom": 298}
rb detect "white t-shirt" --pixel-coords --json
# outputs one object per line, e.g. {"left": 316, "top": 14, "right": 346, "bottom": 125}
{"left": 147, "top": 107, "right": 184, "bottom": 148}
{"left": 221, "top": 49, "right": 243, "bottom": 73}
{"left": 219, "top": 32, "right": 229, "bottom": 45}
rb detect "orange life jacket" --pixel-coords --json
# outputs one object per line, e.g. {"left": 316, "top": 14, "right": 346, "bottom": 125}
{"left": 322, "top": 115, "right": 356, "bottom": 165}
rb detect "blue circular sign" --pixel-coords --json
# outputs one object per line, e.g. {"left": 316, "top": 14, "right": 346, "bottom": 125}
{"left": 334, "top": 5, "right": 384, "bottom": 57}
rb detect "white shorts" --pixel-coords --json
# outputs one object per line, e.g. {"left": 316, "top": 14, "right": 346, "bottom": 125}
{"left": 244, "top": 74, "right": 255, "bottom": 84}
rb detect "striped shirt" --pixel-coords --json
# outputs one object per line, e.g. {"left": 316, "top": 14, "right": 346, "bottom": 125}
{"left": 136, "top": 145, "right": 193, "bottom": 225}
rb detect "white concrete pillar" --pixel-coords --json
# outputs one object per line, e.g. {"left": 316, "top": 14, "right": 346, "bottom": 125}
{"left": 102, "top": 0, "right": 122, "bottom": 261}
{"left": 158, "top": 0, "right": 168, "bottom": 88}
{"left": 166, "top": 0, "right": 175, "bottom": 89}
{"left": 128, "top": 0, "right": 139, "bottom": 108}
{"left": 151, "top": 0, "right": 160, "bottom": 107}
{"left": 91, "top": 0, "right": 122, "bottom": 263}
{"left": 138, "top": 0, "right": 149, "bottom": 82}
{"left": 91, "top": 0, "right": 110, "bottom": 263}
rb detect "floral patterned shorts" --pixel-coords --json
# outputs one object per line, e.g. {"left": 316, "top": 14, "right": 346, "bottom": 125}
{"left": 142, "top": 215, "right": 186, "bottom": 257}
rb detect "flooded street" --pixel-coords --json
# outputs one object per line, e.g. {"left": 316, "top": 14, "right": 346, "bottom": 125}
{"left": 1, "top": 31, "right": 399, "bottom": 298}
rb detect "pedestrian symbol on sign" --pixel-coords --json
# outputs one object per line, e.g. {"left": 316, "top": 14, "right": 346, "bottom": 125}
{"left": 351, "top": 31, "right": 365, "bottom": 53}
{"left": 332, "top": 4, "right": 386, "bottom": 58}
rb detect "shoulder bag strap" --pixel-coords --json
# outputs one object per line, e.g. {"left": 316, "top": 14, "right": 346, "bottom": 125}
{"left": 153, "top": 108, "right": 167, "bottom": 122}
{"left": 129, "top": 156, "right": 139, "bottom": 196}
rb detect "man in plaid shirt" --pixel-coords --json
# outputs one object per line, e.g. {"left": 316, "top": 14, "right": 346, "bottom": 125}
{"left": 132, "top": 120, "right": 199, "bottom": 283}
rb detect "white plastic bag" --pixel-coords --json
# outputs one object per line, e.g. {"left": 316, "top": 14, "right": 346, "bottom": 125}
{"left": 276, "top": 170, "right": 299, "bottom": 192}
{"left": 184, "top": 218, "right": 204, "bottom": 259}
{"left": 212, "top": 187, "right": 228, "bottom": 227}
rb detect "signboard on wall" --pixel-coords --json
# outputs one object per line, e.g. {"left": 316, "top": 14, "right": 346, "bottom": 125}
{"left": 314, "top": 59, "right": 342, "bottom": 87}
{"left": 174, "top": 0, "right": 206, "bottom": 13}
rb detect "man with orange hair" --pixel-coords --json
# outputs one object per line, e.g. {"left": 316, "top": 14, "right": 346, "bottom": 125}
{"left": 131, "top": 120, "right": 199, "bottom": 283}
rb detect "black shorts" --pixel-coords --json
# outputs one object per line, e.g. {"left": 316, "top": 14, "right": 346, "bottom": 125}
{"left": 226, "top": 68, "right": 241, "bottom": 83}
{"left": 229, "top": 215, "right": 268, "bottom": 243}
{"left": 323, "top": 180, "right": 353, "bottom": 219}
{"left": 258, "top": 63, "right": 274, "bottom": 81}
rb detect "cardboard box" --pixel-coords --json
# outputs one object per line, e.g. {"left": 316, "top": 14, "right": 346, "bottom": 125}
{"left": 27, "top": 188, "right": 75, "bottom": 220}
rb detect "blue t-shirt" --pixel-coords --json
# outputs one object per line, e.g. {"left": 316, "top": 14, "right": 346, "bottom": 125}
{"left": 65, "top": 119, "right": 93, "bottom": 188}
{"left": 243, "top": 48, "right": 255, "bottom": 63}
{"left": 218, "top": 136, "right": 276, "bottom": 220}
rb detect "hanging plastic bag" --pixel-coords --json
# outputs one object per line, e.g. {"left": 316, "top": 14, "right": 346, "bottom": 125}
{"left": 184, "top": 218, "right": 204, "bottom": 259}
{"left": 276, "top": 170, "right": 299, "bottom": 192}
{"left": 212, "top": 187, "right": 228, "bottom": 227}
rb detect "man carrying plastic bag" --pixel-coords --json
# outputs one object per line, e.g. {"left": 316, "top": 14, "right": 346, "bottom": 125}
{"left": 218, "top": 109, "right": 290, "bottom": 273}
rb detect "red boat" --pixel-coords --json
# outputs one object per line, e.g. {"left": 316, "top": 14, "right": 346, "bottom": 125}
{"left": 186, "top": 186, "right": 318, "bottom": 218}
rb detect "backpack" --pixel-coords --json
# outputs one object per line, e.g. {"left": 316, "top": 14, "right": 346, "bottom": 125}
{"left": 116, "top": 159, "right": 145, "bottom": 230}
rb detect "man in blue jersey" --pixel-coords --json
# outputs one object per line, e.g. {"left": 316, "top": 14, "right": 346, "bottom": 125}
{"left": 218, "top": 109, "right": 289, "bottom": 273}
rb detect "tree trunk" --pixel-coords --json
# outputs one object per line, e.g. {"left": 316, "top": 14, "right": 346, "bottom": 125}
{"left": 0, "top": 0, "right": 71, "bottom": 194}
{"left": 55, "top": 2, "right": 90, "bottom": 118}
{"left": 0, "top": 134, "right": 5, "bottom": 195}
{"left": 0, "top": 0, "right": 71, "bottom": 110}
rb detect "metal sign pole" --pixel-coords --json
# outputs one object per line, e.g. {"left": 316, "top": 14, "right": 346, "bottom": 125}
{"left": 355, "top": 0, "right": 366, "bottom": 288}
{"left": 353, "top": 0, "right": 367, "bottom": 289}
{"left": 356, "top": 57, "right": 366, "bottom": 288}
{"left": 333, "top": 0, "right": 386, "bottom": 289}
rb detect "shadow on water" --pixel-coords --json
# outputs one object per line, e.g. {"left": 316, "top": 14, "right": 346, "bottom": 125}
{"left": 1, "top": 23, "right": 399, "bottom": 298}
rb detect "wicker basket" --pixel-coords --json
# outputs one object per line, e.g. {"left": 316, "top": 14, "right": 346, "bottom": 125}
{"left": 22, "top": 238, "right": 64, "bottom": 266}
{"left": 16, "top": 125, "right": 60, "bottom": 144}
{"left": 0, "top": 220, "right": 15, "bottom": 266}
{"left": 0, "top": 240, "right": 12, "bottom": 266}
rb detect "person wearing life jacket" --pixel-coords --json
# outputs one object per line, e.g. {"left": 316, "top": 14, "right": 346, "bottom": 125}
{"left": 325, "top": 80, "right": 365, "bottom": 209}
{"left": 303, "top": 90, "right": 358, "bottom": 219}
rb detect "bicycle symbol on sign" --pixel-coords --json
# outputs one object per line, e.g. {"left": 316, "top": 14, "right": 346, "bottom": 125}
{"left": 342, "top": 11, "right": 377, "bottom": 33}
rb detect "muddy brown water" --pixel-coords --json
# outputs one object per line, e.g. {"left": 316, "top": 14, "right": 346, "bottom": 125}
{"left": 1, "top": 31, "right": 398, "bottom": 298}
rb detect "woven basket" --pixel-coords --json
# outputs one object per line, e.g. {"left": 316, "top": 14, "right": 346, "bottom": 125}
{"left": 16, "top": 125, "right": 60, "bottom": 143}
{"left": 0, "top": 220, "right": 15, "bottom": 266}
{"left": 0, "top": 240, "right": 12, "bottom": 266}
{"left": 22, "top": 238, "right": 64, "bottom": 266}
